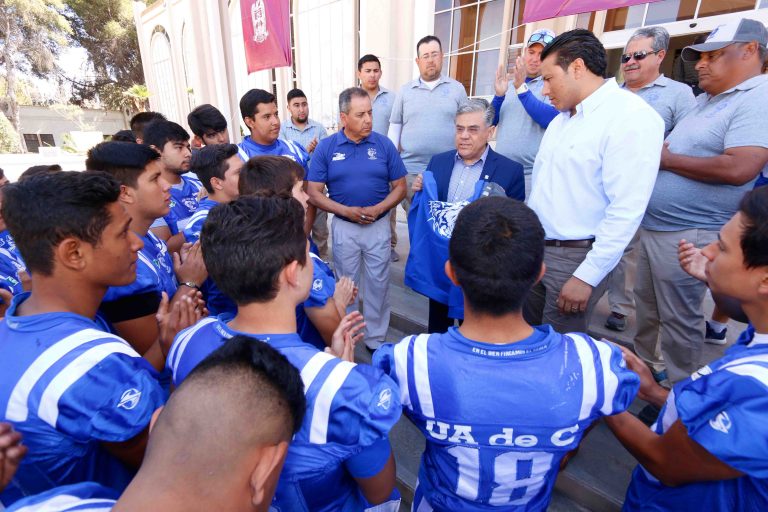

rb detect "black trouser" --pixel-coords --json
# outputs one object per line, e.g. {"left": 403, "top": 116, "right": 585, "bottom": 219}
{"left": 428, "top": 298, "right": 456, "bottom": 333}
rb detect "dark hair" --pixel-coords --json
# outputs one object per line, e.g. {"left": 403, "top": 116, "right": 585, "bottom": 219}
{"left": 1, "top": 171, "right": 121, "bottom": 276}
{"left": 239, "top": 89, "right": 277, "bottom": 119}
{"left": 192, "top": 144, "right": 240, "bottom": 193}
{"left": 449, "top": 196, "right": 545, "bottom": 315}
{"left": 111, "top": 130, "right": 137, "bottom": 143}
{"left": 143, "top": 120, "right": 190, "bottom": 150}
{"left": 738, "top": 186, "right": 768, "bottom": 269}
{"left": 130, "top": 111, "right": 167, "bottom": 140}
{"left": 239, "top": 156, "right": 304, "bottom": 198}
{"left": 0, "top": 167, "right": 4, "bottom": 180}
{"left": 540, "top": 29, "right": 607, "bottom": 78}
{"left": 19, "top": 164, "right": 63, "bottom": 181}
{"left": 201, "top": 196, "right": 307, "bottom": 304}
{"left": 85, "top": 141, "right": 161, "bottom": 188}
{"left": 417, "top": 35, "right": 442, "bottom": 55}
{"left": 187, "top": 104, "right": 228, "bottom": 138}
{"left": 286, "top": 89, "right": 307, "bottom": 103}
{"left": 358, "top": 54, "right": 381, "bottom": 71}
{"left": 189, "top": 335, "right": 306, "bottom": 434}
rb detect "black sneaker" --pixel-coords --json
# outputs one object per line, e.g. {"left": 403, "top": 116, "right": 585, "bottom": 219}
{"left": 605, "top": 312, "right": 627, "bottom": 332}
{"left": 705, "top": 321, "right": 728, "bottom": 345}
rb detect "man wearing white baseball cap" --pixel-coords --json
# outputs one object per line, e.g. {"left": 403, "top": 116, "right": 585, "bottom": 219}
{"left": 634, "top": 18, "right": 768, "bottom": 390}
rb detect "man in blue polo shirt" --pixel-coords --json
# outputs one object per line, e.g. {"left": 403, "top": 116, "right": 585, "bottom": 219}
{"left": 308, "top": 87, "right": 407, "bottom": 352}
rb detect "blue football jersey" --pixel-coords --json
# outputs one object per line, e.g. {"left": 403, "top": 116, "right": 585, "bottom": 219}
{"left": 237, "top": 136, "right": 309, "bottom": 173}
{"left": 0, "top": 246, "right": 26, "bottom": 296}
{"left": 5, "top": 482, "right": 118, "bottom": 511}
{"left": 167, "top": 316, "right": 401, "bottom": 512}
{"left": 151, "top": 176, "right": 202, "bottom": 235}
{"left": 0, "top": 293, "right": 165, "bottom": 506}
{"left": 181, "top": 198, "right": 217, "bottom": 244}
{"left": 296, "top": 252, "right": 336, "bottom": 350}
{"left": 103, "top": 231, "right": 177, "bottom": 306}
{"left": 373, "top": 326, "right": 639, "bottom": 511}
{"left": 623, "top": 335, "right": 768, "bottom": 511}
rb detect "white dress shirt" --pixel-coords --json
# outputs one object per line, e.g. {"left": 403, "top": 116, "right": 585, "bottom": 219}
{"left": 528, "top": 78, "right": 664, "bottom": 287}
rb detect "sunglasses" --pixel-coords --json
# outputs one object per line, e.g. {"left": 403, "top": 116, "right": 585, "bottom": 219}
{"left": 621, "top": 49, "right": 661, "bottom": 64}
{"left": 528, "top": 33, "right": 554, "bottom": 46}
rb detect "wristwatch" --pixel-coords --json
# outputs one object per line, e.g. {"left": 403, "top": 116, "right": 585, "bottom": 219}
{"left": 181, "top": 281, "right": 200, "bottom": 291}
{"left": 516, "top": 82, "right": 529, "bottom": 95}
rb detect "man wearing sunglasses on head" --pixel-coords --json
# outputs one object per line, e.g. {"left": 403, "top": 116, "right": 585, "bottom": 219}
{"left": 634, "top": 19, "right": 768, "bottom": 392}
{"left": 493, "top": 28, "right": 559, "bottom": 198}
{"left": 604, "top": 26, "right": 697, "bottom": 336}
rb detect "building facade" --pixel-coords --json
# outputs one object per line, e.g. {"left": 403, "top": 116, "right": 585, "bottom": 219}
{"left": 134, "top": 0, "right": 768, "bottom": 141}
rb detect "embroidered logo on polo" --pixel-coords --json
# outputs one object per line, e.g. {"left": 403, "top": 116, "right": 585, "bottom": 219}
{"left": 181, "top": 197, "right": 198, "bottom": 211}
{"left": 332, "top": 152, "right": 346, "bottom": 161}
{"left": 709, "top": 411, "right": 732, "bottom": 434}
{"left": 312, "top": 278, "right": 323, "bottom": 292}
{"left": 377, "top": 388, "right": 392, "bottom": 410}
{"left": 427, "top": 200, "right": 470, "bottom": 239}
{"left": 367, "top": 148, "right": 377, "bottom": 160}
{"left": 118, "top": 388, "right": 142, "bottom": 410}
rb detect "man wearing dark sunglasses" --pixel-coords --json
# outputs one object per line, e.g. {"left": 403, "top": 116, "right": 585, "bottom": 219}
{"left": 493, "top": 28, "right": 559, "bottom": 198}
{"left": 634, "top": 18, "right": 768, "bottom": 390}
{"left": 604, "top": 26, "right": 696, "bottom": 336}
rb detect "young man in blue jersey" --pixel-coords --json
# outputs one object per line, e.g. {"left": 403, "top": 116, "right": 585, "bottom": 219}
{"left": 86, "top": 142, "right": 206, "bottom": 370}
{"left": 0, "top": 171, "right": 185, "bottom": 505}
{"left": 374, "top": 196, "right": 640, "bottom": 511}
{"left": 238, "top": 155, "right": 356, "bottom": 349}
{"left": 166, "top": 195, "right": 402, "bottom": 511}
{"left": 5, "top": 336, "right": 307, "bottom": 512}
{"left": 606, "top": 186, "right": 768, "bottom": 511}
{"left": 144, "top": 120, "right": 201, "bottom": 252}
{"left": 187, "top": 103, "right": 230, "bottom": 147}
{"left": 183, "top": 143, "right": 242, "bottom": 316}
{"left": 237, "top": 88, "right": 316, "bottom": 236}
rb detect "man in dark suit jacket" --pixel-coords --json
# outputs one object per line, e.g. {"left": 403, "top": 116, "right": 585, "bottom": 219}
{"left": 411, "top": 98, "right": 525, "bottom": 332}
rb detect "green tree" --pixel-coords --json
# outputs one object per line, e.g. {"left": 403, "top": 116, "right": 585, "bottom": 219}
{"left": 0, "top": 111, "right": 21, "bottom": 153}
{"left": 64, "top": 0, "right": 145, "bottom": 111}
{"left": 0, "top": 0, "right": 71, "bottom": 149}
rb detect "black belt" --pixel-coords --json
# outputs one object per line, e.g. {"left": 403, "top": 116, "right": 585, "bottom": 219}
{"left": 544, "top": 238, "right": 595, "bottom": 248}
{"left": 336, "top": 212, "right": 388, "bottom": 224}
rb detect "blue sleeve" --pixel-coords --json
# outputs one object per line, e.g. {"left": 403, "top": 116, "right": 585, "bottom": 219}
{"left": 307, "top": 140, "right": 329, "bottom": 183}
{"left": 518, "top": 90, "right": 559, "bottom": 129}
{"left": 303, "top": 262, "right": 335, "bottom": 309}
{"left": 587, "top": 337, "right": 640, "bottom": 417}
{"left": 384, "top": 138, "right": 408, "bottom": 181}
{"left": 182, "top": 215, "right": 205, "bottom": 244}
{"left": 676, "top": 364, "right": 768, "bottom": 477}
{"left": 491, "top": 95, "right": 505, "bottom": 126}
{"left": 56, "top": 351, "right": 165, "bottom": 443}
{"left": 505, "top": 163, "right": 525, "bottom": 201}
{"left": 345, "top": 437, "right": 392, "bottom": 478}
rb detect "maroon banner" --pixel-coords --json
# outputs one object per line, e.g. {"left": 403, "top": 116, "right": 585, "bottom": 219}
{"left": 523, "top": 0, "right": 661, "bottom": 24}
{"left": 241, "top": 0, "right": 292, "bottom": 73}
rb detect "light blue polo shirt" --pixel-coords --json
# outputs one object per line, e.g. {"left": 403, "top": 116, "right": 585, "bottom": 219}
{"left": 372, "top": 87, "right": 394, "bottom": 136}
{"left": 279, "top": 118, "right": 328, "bottom": 154}
{"left": 390, "top": 76, "right": 467, "bottom": 174}
{"left": 308, "top": 129, "right": 407, "bottom": 210}
{"left": 626, "top": 74, "right": 696, "bottom": 137}
{"left": 643, "top": 74, "right": 768, "bottom": 232}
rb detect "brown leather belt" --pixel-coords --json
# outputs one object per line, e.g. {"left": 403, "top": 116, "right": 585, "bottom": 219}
{"left": 544, "top": 238, "right": 595, "bottom": 248}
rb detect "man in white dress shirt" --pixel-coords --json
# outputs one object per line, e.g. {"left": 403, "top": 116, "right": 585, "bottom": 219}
{"left": 524, "top": 29, "right": 664, "bottom": 334}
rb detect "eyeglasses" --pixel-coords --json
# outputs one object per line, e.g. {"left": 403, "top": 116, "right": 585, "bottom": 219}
{"left": 621, "top": 49, "right": 661, "bottom": 64}
{"left": 528, "top": 32, "right": 554, "bottom": 46}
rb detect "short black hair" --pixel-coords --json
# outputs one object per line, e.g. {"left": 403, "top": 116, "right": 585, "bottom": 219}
{"left": 286, "top": 89, "right": 307, "bottom": 103}
{"left": 239, "top": 156, "right": 304, "bottom": 198}
{"left": 1, "top": 171, "right": 121, "bottom": 276}
{"left": 738, "top": 186, "right": 768, "bottom": 269}
{"left": 189, "top": 335, "right": 306, "bottom": 434}
{"left": 19, "top": 164, "right": 63, "bottom": 181}
{"left": 187, "top": 104, "right": 228, "bottom": 138}
{"left": 130, "top": 111, "right": 167, "bottom": 140}
{"left": 191, "top": 143, "right": 240, "bottom": 193}
{"left": 111, "top": 130, "right": 137, "bottom": 143}
{"left": 358, "top": 54, "right": 381, "bottom": 71}
{"left": 85, "top": 141, "right": 161, "bottom": 188}
{"left": 417, "top": 35, "right": 442, "bottom": 55}
{"left": 239, "top": 89, "right": 277, "bottom": 119}
{"left": 201, "top": 196, "right": 307, "bottom": 304}
{"left": 143, "top": 120, "right": 190, "bottom": 150}
{"left": 449, "top": 196, "right": 545, "bottom": 315}
{"left": 540, "top": 29, "right": 607, "bottom": 78}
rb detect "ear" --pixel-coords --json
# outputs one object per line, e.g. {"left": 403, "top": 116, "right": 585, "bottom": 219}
{"left": 570, "top": 58, "right": 585, "bottom": 78}
{"left": 339, "top": 112, "right": 348, "bottom": 128}
{"left": 149, "top": 406, "right": 164, "bottom": 434}
{"left": 742, "top": 41, "right": 758, "bottom": 60}
{"left": 250, "top": 441, "right": 289, "bottom": 510}
{"left": 445, "top": 260, "right": 460, "bottom": 287}
{"left": 244, "top": 116, "right": 255, "bottom": 131}
{"left": 55, "top": 237, "right": 88, "bottom": 272}
{"left": 210, "top": 177, "right": 224, "bottom": 191}
{"left": 282, "top": 260, "right": 302, "bottom": 289}
{"left": 149, "top": 144, "right": 162, "bottom": 155}
{"left": 119, "top": 184, "right": 137, "bottom": 205}
{"left": 657, "top": 49, "right": 667, "bottom": 61}
{"left": 192, "top": 135, "right": 203, "bottom": 146}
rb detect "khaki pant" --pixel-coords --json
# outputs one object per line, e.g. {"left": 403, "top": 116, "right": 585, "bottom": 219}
{"left": 605, "top": 232, "right": 639, "bottom": 317}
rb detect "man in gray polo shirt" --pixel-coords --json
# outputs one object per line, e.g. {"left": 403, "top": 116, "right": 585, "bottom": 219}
{"left": 604, "top": 26, "right": 697, "bottom": 333}
{"left": 634, "top": 18, "right": 768, "bottom": 387}
{"left": 388, "top": 35, "right": 467, "bottom": 216}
